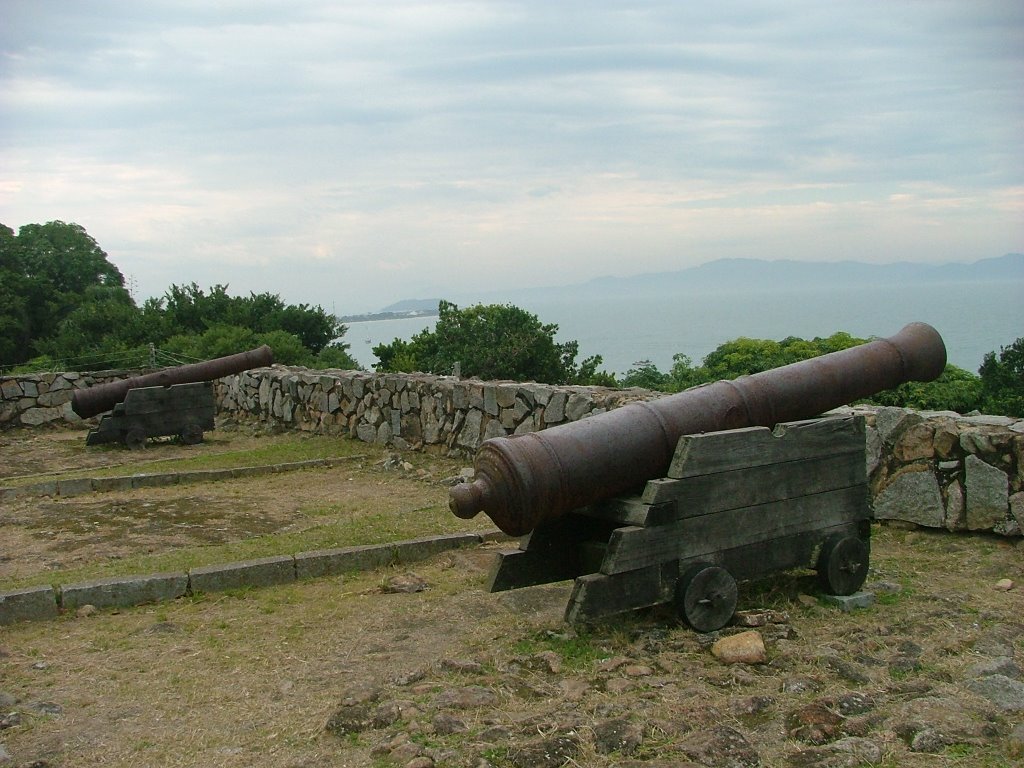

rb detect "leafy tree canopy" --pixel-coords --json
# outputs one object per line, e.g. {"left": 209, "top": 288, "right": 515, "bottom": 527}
{"left": 620, "top": 360, "right": 670, "bottom": 391}
{"left": 373, "top": 300, "right": 608, "bottom": 385}
{"left": 152, "top": 283, "right": 341, "bottom": 354}
{"left": 1, "top": 221, "right": 356, "bottom": 372}
{"left": 978, "top": 338, "right": 1024, "bottom": 417}
{"left": 626, "top": 331, "right": 1024, "bottom": 416}
{"left": 868, "top": 364, "right": 983, "bottom": 414}
{"left": 0, "top": 221, "right": 127, "bottom": 365}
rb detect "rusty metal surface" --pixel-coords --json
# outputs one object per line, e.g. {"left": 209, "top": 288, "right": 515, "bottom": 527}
{"left": 449, "top": 322, "right": 947, "bottom": 536}
{"left": 71, "top": 345, "right": 274, "bottom": 419}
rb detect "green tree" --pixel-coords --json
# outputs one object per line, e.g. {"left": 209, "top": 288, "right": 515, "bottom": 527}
{"left": 314, "top": 342, "right": 360, "bottom": 371}
{"left": 619, "top": 331, "right": 985, "bottom": 414}
{"left": 256, "top": 329, "right": 311, "bottom": 366}
{"left": 868, "top": 364, "right": 983, "bottom": 413}
{"left": 373, "top": 300, "right": 607, "bottom": 385}
{"left": 978, "top": 338, "right": 1024, "bottom": 417}
{"left": 698, "top": 332, "right": 868, "bottom": 381}
{"left": 1, "top": 221, "right": 357, "bottom": 371}
{"left": 149, "top": 283, "right": 353, "bottom": 366}
{"left": 701, "top": 337, "right": 788, "bottom": 379}
{"left": 0, "top": 220, "right": 126, "bottom": 365}
{"left": 620, "top": 360, "right": 670, "bottom": 390}
{"left": 16, "top": 221, "right": 123, "bottom": 294}
{"left": 666, "top": 353, "right": 707, "bottom": 392}
{"left": 274, "top": 302, "right": 342, "bottom": 353}
{"left": 374, "top": 338, "right": 420, "bottom": 374}
{"left": 164, "top": 323, "right": 260, "bottom": 361}
{"left": 37, "top": 284, "right": 147, "bottom": 369}
{"left": 0, "top": 224, "right": 30, "bottom": 366}
{"left": 159, "top": 283, "right": 233, "bottom": 337}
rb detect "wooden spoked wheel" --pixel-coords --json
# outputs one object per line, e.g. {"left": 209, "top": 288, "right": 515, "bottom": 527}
{"left": 675, "top": 563, "right": 738, "bottom": 632}
{"left": 179, "top": 422, "right": 204, "bottom": 445}
{"left": 124, "top": 428, "right": 147, "bottom": 450}
{"left": 817, "top": 535, "right": 869, "bottom": 595}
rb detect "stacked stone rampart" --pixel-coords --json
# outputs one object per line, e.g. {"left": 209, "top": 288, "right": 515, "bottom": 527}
{"left": 3, "top": 365, "right": 1021, "bottom": 536}
{"left": 213, "top": 366, "right": 658, "bottom": 452}
{"left": 860, "top": 406, "right": 1023, "bottom": 536}
{"left": 0, "top": 369, "right": 151, "bottom": 428}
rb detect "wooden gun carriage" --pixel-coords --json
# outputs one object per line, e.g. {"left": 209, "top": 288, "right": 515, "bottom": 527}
{"left": 451, "top": 324, "right": 946, "bottom": 630}
{"left": 75, "top": 345, "right": 273, "bottom": 449}
{"left": 85, "top": 382, "right": 215, "bottom": 449}
{"left": 487, "top": 415, "right": 871, "bottom": 631}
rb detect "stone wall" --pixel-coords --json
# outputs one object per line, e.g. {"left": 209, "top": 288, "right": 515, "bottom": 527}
{"left": 214, "top": 366, "right": 659, "bottom": 452}
{"left": 0, "top": 369, "right": 152, "bottom": 428}
{"left": 4, "top": 365, "right": 1022, "bottom": 536}
{"left": 858, "top": 406, "right": 1023, "bottom": 536}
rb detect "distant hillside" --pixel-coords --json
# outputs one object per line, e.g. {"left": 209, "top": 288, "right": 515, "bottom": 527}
{"left": 375, "top": 253, "right": 1024, "bottom": 316}
{"left": 339, "top": 298, "right": 440, "bottom": 323}
{"left": 379, "top": 298, "right": 442, "bottom": 313}
{"left": 579, "top": 253, "right": 1024, "bottom": 295}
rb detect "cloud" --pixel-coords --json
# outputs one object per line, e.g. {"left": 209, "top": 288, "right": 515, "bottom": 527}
{"left": 0, "top": 0, "right": 1021, "bottom": 312}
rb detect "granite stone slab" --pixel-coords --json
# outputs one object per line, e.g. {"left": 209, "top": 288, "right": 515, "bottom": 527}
{"left": 60, "top": 572, "right": 189, "bottom": 611}
{"left": 189, "top": 555, "right": 296, "bottom": 593}
{"left": 294, "top": 545, "right": 395, "bottom": 580}
{"left": 0, "top": 585, "right": 59, "bottom": 625}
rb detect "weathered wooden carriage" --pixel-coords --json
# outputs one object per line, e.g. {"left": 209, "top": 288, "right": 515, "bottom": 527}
{"left": 487, "top": 415, "right": 870, "bottom": 630}
{"left": 85, "top": 382, "right": 215, "bottom": 449}
{"left": 75, "top": 345, "right": 274, "bottom": 449}
{"left": 450, "top": 324, "right": 946, "bottom": 630}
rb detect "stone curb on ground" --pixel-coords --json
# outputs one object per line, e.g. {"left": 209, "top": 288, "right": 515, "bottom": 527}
{"left": 0, "top": 455, "right": 363, "bottom": 502}
{"left": 60, "top": 572, "right": 190, "bottom": 612}
{"left": 0, "top": 586, "right": 60, "bottom": 624}
{"left": 0, "top": 532, "right": 485, "bottom": 626}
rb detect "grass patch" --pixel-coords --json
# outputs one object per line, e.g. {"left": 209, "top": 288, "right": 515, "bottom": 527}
{"left": 512, "top": 629, "right": 606, "bottom": 672}
{"left": 4, "top": 501, "right": 488, "bottom": 591}
{"left": 1, "top": 433, "right": 365, "bottom": 486}
{"left": 874, "top": 585, "right": 913, "bottom": 606}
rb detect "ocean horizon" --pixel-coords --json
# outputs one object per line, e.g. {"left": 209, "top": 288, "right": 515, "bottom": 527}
{"left": 345, "top": 279, "right": 1023, "bottom": 379}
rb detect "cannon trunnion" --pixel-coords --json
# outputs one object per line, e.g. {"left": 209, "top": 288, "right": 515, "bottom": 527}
{"left": 488, "top": 415, "right": 871, "bottom": 630}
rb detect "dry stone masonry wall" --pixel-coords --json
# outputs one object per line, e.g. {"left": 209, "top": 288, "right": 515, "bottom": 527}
{"left": 4, "top": 365, "right": 1022, "bottom": 536}
{"left": 0, "top": 369, "right": 145, "bottom": 428}
{"left": 213, "top": 366, "right": 657, "bottom": 453}
{"left": 861, "top": 405, "right": 1024, "bottom": 536}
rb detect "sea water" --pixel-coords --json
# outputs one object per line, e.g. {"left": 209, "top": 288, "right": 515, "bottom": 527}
{"left": 345, "top": 280, "right": 1023, "bottom": 377}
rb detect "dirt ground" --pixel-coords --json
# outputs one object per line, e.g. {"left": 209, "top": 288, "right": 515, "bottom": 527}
{"left": 1, "top": 426, "right": 1023, "bottom": 768}
{"left": 0, "top": 427, "right": 478, "bottom": 584}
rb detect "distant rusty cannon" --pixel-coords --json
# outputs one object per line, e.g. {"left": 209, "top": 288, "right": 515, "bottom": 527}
{"left": 73, "top": 345, "right": 274, "bottom": 448}
{"left": 72, "top": 345, "right": 274, "bottom": 419}
{"left": 450, "top": 322, "right": 947, "bottom": 537}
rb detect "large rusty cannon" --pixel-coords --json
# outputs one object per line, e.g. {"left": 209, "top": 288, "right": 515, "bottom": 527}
{"left": 72, "top": 345, "right": 274, "bottom": 419}
{"left": 73, "top": 345, "right": 274, "bottom": 448}
{"left": 450, "top": 322, "right": 946, "bottom": 537}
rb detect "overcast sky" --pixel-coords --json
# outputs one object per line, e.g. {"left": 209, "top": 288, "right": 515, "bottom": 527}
{"left": 2, "top": 1, "right": 1021, "bottom": 313}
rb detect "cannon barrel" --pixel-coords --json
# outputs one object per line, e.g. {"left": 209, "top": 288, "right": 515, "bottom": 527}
{"left": 449, "top": 322, "right": 946, "bottom": 536}
{"left": 71, "top": 345, "right": 274, "bottom": 419}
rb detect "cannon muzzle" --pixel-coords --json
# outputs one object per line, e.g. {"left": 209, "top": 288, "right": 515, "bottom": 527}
{"left": 71, "top": 345, "right": 274, "bottom": 419}
{"left": 449, "top": 322, "right": 946, "bottom": 536}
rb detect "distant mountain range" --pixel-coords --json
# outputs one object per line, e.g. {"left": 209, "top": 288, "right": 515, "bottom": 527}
{"left": 351, "top": 253, "right": 1023, "bottom": 319}
{"left": 580, "top": 252, "right": 1024, "bottom": 294}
